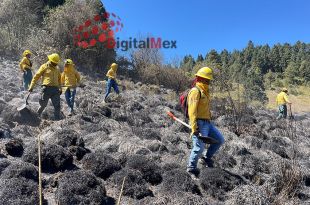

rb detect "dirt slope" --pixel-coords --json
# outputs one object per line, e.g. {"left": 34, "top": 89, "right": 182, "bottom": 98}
{"left": 0, "top": 57, "right": 309, "bottom": 205}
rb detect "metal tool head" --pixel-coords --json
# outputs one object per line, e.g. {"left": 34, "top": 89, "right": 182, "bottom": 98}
{"left": 17, "top": 92, "right": 31, "bottom": 112}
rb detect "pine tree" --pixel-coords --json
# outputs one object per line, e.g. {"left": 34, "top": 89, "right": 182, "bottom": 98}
{"left": 196, "top": 54, "right": 204, "bottom": 62}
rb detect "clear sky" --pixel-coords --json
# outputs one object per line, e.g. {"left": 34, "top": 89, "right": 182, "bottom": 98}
{"left": 101, "top": 0, "right": 310, "bottom": 62}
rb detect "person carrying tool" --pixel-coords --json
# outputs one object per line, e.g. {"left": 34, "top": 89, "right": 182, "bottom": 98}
{"left": 19, "top": 50, "right": 33, "bottom": 90}
{"left": 61, "top": 59, "right": 81, "bottom": 116}
{"left": 276, "top": 87, "right": 292, "bottom": 120}
{"left": 187, "top": 67, "right": 225, "bottom": 176}
{"left": 103, "top": 63, "right": 119, "bottom": 103}
{"left": 28, "top": 53, "right": 62, "bottom": 120}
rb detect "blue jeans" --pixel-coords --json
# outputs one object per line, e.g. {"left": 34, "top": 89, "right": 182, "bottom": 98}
{"left": 23, "top": 69, "right": 32, "bottom": 90}
{"left": 65, "top": 88, "right": 76, "bottom": 111}
{"left": 104, "top": 78, "right": 119, "bottom": 100}
{"left": 276, "top": 104, "right": 287, "bottom": 119}
{"left": 187, "top": 120, "right": 225, "bottom": 170}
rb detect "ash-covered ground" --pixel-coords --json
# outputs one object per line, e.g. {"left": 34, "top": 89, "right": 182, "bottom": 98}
{"left": 0, "top": 57, "right": 309, "bottom": 205}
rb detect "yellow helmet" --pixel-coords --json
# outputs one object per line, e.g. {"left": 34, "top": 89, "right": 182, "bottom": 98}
{"left": 48, "top": 53, "right": 60, "bottom": 64}
{"left": 65, "top": 59, "right": 74, "bottom": 65}
{"left": 195, "top": 67, "right": 213, "bottom": 80}
{"left": 23, "top": 50, "right": 32, "bottom": 57}
{"left": 111, "top": 63, "right": 118, "bottom": 70}
{"left": 282, "top": 87, "right": 288, "bottom": 92}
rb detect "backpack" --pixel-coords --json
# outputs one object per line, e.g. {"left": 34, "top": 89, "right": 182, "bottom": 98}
{"left": 179, "top": 86, "right": 201, "bottom": 118}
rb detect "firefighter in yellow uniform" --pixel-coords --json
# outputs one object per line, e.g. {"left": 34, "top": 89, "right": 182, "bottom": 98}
{"left": 28, "top": 53, "right": 62, "bottom": 120}
{"left": 276, "top": 88, "right": 291, "bottom": 119}
{"left": 61, "top": 59, "right": 80, "bottom": 116}
{"left": 19, "top": 50, "right": 33, "bottom": 90}
{"left": 187, "top": 67, "right": 225, "bottom": 177}
{"left": 103, "top": 63, "right": 119, "bottom": 103}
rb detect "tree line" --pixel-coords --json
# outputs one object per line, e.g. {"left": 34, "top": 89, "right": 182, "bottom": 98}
{"left": 179, "top": 41, "right": 310, "bottom": 103}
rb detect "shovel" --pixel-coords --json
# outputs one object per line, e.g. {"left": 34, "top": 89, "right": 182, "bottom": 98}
{"left": 17, "top": 92, "right": 31, "bottom": 112}
{"left": 288, "top": 104, "right": 294, "bottom": 120}
{"left": 167, "top": 111, "right": 219, "bottom": 144}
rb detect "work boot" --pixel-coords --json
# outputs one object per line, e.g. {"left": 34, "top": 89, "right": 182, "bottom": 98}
{"left": 187, "top": 168, "right": 199, "bottom": 179}
{"left": 68, "top": 108, "right": 74, "bottom": 116}
{"left": 200, "top": 157, "right": 214, "bottom": 168}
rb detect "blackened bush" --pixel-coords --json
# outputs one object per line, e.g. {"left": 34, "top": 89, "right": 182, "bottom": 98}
{"left": 2, "top": 105, "right": 40, "bottom": 127}
{"left": 215, "top": 155, "right": 237, "bottom": 169}
{"left": 161, "top": 168, "right": 201, "bottom": 195}
{"left": 55, "top": 170, "right": 111, "bottom": 205}
{"left": 50, "top": 129, "right": 84, "bottom": 148}
{"left": 0, "top": 178, "right": 39, "bottom": 205}
{"left": 147, "top": 142, "right": 168, "bottom": 153}
{"left": 0, "top": 123, "right": 11, "bottom": 138}
{"left": 0, "top": 153, "right": 6, "bottom": 158}
{"left": 22, "top": 144, "right": 73, "bottom": 173}
{"left": 132, "top": 127, "right": 161, "bottom": 141}
{"left": 0, "top": 99, "right": 7, "bottom": 115}
{"left": 126, "top": 154, "right": 162, "bottom": 185}
{"left": 68, "top": 146, "right": 89, "bottom": 160}
{"left": 127, "top": 111, "right": 152, "bottom": 127}
{"left": 5, "top": 138, "right": 24, "bottom": 157}
{"left": 126, "top": 101, "right": 144, "bottom": 111}
{"left": 135, "top": 147, "right": 151, "bottom": 155}
{"left": 90, "top": 106, "right": 112, "bottom": 118}
{"left": 137, "top": 192, "right": 210, "bottom": 205}
{"left": 162, "top": 163, "right": 181, "bottom": 172}
{"left": 82, "top": 151, "right": 121, "bottom": 180}
{"left": 200, "top": 168, "right": 245, "bottom": 201}
{"left": 1, "top": 161, "right": 38, "bottom": 182}
{"left": 110, "top": 168, "right": 153, "bottom": 200}
{"left": 0, "top": 159, "right": 11, "bottom": 175}
{"left": 239, "top": 154, "right": 270, "bottom": 181}
{"left": 262, "top": 137, "right": 292, "bottom": 159}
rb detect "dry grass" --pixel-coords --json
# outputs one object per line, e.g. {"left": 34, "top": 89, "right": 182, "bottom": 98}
{"left": 213, "top": 84, "right": 310, "bottom": 113}
{"left": 266, "top": 86, "right": 310, "bottom": 113}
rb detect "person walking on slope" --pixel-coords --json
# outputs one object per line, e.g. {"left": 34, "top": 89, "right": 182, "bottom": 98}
{"left": 103, "top": 63, "right": 119, "bottom": 103}
{"left": 28, "top": 53, "right": 62, "bottom": 120}
{"left": 19, "top": 50, "right": 33, "bottom": 90}
{"left": 61, "top": 59, "right": 80, "bottom": 116}
{"left": 187, "top": 67, "right": 225, "bottom": 177}
{"left": 276, "top": 87, "right": 291, "bottom": 120}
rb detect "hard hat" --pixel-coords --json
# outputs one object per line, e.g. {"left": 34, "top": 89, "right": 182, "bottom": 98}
{"left": 65, "top": 59, "right": 74, "bottom": 65}
{"left": 48, "top": 53, "right": 60, "bottom": 64}
{"left": 23, "top": 50, "right": 32, "bottom": 57}
{"left": 111, "top": 63, "right": 118, "bottom": 68}
{"left": 195, "top": 67, "right": 213, "bottom": 80}
{"left": 282, "top": 87, "right": 288, "bottom": 92}
{"left": 111, "top": 63, "right": 118, "bottom": 70}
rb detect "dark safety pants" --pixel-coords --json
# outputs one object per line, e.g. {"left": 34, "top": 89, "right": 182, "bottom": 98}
{"left": 276, "top": 104, "right": 287, "bottom": 120}
{"left": 23, "top": 69, "right": 32, "bottom": 90}
{"left": 37, "top": 86, "right": 61, "bottom": 120}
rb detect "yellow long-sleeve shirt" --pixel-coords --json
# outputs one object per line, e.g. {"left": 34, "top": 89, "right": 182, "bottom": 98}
{"left": 187, "top": 82, "right": 211, "bottom": 134}
{"left": 19, "top": 57, "right": 32, "bottom": 72}
{"left": 276, "top": 91, "right": 290, "bottom": 105}
{"left": 61, "top": 65, "right": 81, "bottom": 89}
{"left": 29, "top": 61, "right": 61, "bottom": 90}
{"left": 106, "top": 64, "right": 118, "bottom": 79}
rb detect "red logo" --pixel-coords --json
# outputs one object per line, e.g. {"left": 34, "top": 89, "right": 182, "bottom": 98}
{"left": 72, "top": 11, "right": 123, "bottom": 49}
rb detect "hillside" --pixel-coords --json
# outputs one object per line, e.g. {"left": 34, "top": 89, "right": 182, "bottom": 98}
{"left": 266, "top": 88, "right": 310, "bottom": 113}
{"left": 0, "top": 57, "right": 309, "bottom": 205}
